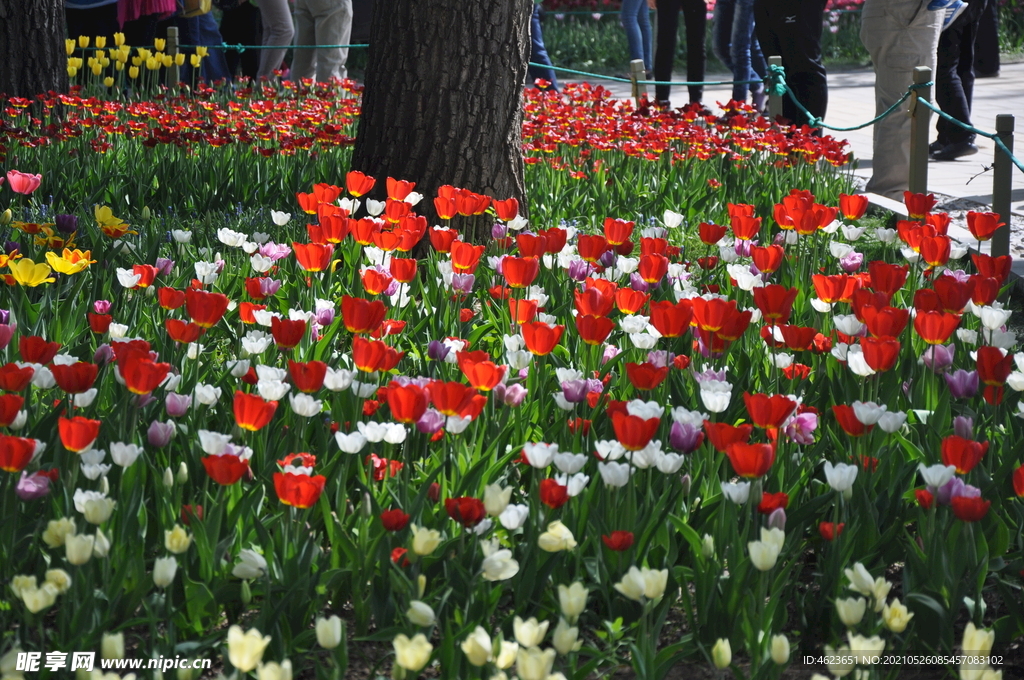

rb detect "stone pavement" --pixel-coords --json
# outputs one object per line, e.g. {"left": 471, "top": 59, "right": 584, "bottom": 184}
{"left": 585, "top": 62, "right": 1024, "bottom": 214}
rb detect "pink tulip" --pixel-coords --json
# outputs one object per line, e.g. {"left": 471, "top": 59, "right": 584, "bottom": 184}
{"left": 5, "top": 170, "right": 42, "bottom": 195}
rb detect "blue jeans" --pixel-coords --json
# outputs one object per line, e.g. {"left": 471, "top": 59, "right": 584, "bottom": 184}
{"left": 620, "top": 0, "right": 652, "bottom": 72}
{"left": 713, "top": 0, "right": 766, "bottom": 102}
{"left": 528, "top": 5, "right": 559, "bottom": 90}
{"left": 174, "top": 12, "right": 233, "bottom": 83}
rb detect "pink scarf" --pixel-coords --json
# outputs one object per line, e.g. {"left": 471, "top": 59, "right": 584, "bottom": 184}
{"left": 118, "top": 0, "right": 178, "bottom": 26}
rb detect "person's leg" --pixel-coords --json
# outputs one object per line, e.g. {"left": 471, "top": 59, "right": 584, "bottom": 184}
{"left": 934, "top": 14, "right": 966, "bottom": 146}
{"left": 730, "top": 0, "right": 758, "bottom": 102}
{"left": 973, "top": 0, "right": 999, "bottom": 77}
{"left": 637, "top": 0, "right": 653, "bottom": 71}
{"left": 290, "top": 0, "right": 316, "bottom": 81}
{"left": 956, "top": 0, "right": 987, "bottom": 129}
{"left": 241, "top": 3, "right": 263, "bottom": 79}
{"left": 681, "top": 0, "right": 706, "bottom": 103}
{"left": 195, "top": 12, "right": 232, "bottom": 83}
{"left": 779, "top": 0, "right": 828, "bottom": 126}
{"left": 312, "top": 0, "right": 352, "bottom": 82}
{"left": 712, "top": 0, "right": 736, "bottom": 74}
{"left": 861, "top": 0, "right": 941, "bottom": 198}
{"left": 257, "top": 0, "right": 295, "bottom": 79}
{"left": 653, "top": 0, "right": 680, "bottom": 102}
{"left": 528, "top": 5, "right": 558, "bottom": 90}
{"left": 621, "top": 0, "right": 647, "bottom": 71}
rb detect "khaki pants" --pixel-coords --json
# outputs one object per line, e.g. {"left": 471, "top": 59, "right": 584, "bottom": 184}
{"left": 291, "top": 0, "right": 353, "bottom": 82}
{"left": 860, "top": 0, "right": 941, "bottom": 200}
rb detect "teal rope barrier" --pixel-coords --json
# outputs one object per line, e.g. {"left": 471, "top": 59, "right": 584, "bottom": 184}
{"left": 532, "top": 62, "right": 764, "bottom": 88}
{"left": 916, "top": 98, "right": 1024, "bottom": 175}
{"left": 178, "top": 43, "right": 369, "bottom": 52}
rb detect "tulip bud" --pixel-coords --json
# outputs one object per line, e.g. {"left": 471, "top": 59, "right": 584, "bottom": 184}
{"left": 361, "top": 491, "right": 372, "bottom": 517}
{"left": 240, "top": 579, "right": 252, "bottom": 605}
{"left": 0, "top": 209, "right": 12, "bottom": 226}
{"left": 142, "top": 206, "right": 151, "bottom": 222}
{"left": 417, "top": 574, "right": 426, "bottom": 598}
{"left": 153, "top": 556, "right": 178, "bottom": 588}
{"left": 102, "top": 632, "right": 125, "bottom": 659}
{"left": 92, "top": 528, "right": 111, "bottom": 557}
{"left": 680, "top": 473, "right": 691, "bottom": 496}
{"left": 701, "top": 534, "right": 715, "bottom": 560}
{"left": 406, "top": 601, "right": 435, "bottom": 627}
{"left": 767, "top": 508, "right": 786, "bottom": 531}
{"left": 770, "top": 634, "right": 789, "bottom": 664}
{"left": 163, "top": 467, "right": 174, "bottom": 487}
{"left": 711, "top": 638, "right": 731, "bottom": 669}
{"left": 176, "top": 462, "right": 188, "bottom": 485}
{"left": 98, "top": 476, "right": 110, "bottom": 497}
{"left": 836, "top": 597, "right": 867, "bottom": 627}
{"left": 315, "top": 615, "right": 343, "bottom": 649}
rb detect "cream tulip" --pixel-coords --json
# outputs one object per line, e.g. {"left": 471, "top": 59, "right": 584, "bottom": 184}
{"left": 552, "top": 618, "right": 581, "bottom": 655}
{"left": 882, "top": 598, "right": 914, "bottom": 633}
{"left": 392, "top": 633, "right": 432, "bottom": 672}
{"left": 66, "top": 533, "right": 95, "bottom": 565}
{"left": 515, "top": 646, "right": 556, "bottom": 680}
{"left": 102, "top": 632, "right": 125, "bottom": 659}
{"left": 410, "top": 524, "right": 442, "bottom": 556}
{"left": 557, "top": 582, "right": 588, "bottom": 623}
{"left": 513, "top": 616, "right": 549, "bottom": 648}
{"left": 770, "top": 634, "right": 789, "bottom": 664}
{"left": 44, "top": 569, "right": 72, "bottom": 594}
{"left": 493, "top": 640, "right": 518, "bottom": 669}
{"left": 164, "top": 525, "right": 193, "bottom": 554}
{"left": 460, "top": 626, "right": 492, "bottom": 667}
{"left": 21, "top": 584, "right": 58, "bottom": 613}
{"left": 711, "top": 638, "right": 731, "bottom": 669}
{"left": 537, "top": 521, "right": 576, "bottom": 552}
{"left": 256, "top": 660, "right": 292, "bottom": 680}
{"left": 153, "top": 557, "right": 178, "bottom": 588}
{"left": 315, "top": 616, "right": 343, "bottom": 649}
{"left": 836, "top": 597, "right": 867, "bottom": 627}
{"left": 226, "top": 625, "right": 272, "bottom": 673}
{"left": 406, "top": 601, "right": 435, "bottom": 627}
{"left": 42, "top": 517, "right": 76, "bottom": 548}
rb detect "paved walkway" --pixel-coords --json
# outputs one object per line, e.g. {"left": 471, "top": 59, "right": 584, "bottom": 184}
{"left": 588, "top": 62, "right": 1024, "bottom": 214}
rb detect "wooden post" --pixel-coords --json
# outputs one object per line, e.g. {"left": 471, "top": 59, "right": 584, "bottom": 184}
{"left": 908, "top": 66, "right": 932, "bottom": 196}
{"left": 991, "top": 114, "right": 1014, "bottom": 260}
{"left": 629, "top": 59, "right": 645, "bottom": 108}
{"left": 166, "top": 25, "right": 179, "bottom": 56}
{"left": 768, "top": 56, "right": 783, "bottom": 122}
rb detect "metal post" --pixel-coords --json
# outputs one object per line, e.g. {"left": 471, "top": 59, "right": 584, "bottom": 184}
{"left": 166, "top": 26, "right": 179, "bottom": 56}
{"left": 991, "top": 114, "right": 1014, "bottom": 260}
{"left": 629, "top": 59, "right": 646, "bottom": 108}
{"left": 768, "top": 56, "right": 783, "bottom": 122}
{"left": 908, "top": 66, "right": 932, "bottom": 196}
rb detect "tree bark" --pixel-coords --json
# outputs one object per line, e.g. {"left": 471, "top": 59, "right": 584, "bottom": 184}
{"left": 350, "top": 0, "right": 531, "bottom": 242}
{"left": 0, "top": 0, "right": 68, "bottom": 99}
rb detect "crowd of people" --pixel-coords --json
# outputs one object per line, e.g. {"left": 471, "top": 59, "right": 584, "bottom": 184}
{"left": 65, "top": 0, "right": 1002, "bottom": 200}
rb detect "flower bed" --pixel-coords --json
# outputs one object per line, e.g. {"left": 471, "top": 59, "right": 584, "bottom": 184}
{"left": 1, "top": 147, "right": 1022, "bottom": 678}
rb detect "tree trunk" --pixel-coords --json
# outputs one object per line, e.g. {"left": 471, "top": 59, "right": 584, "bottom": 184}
{"left": 350, "top": 0, "right": 531, "bottom": 242}
{"left": 0, "top": 0, "right": 68, "bottom": 99}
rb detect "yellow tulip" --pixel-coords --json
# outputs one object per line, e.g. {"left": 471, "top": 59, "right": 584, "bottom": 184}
{"left": 146, "top": 57, "right": 159, "bottom": 71}
{"left": 154, "top": 38, "right": 166, "bottom": 51}
{"left": 78, "top": 35, "right": 90, "bottom": 48}
{"left": 190, "top": 54, "right": 202, "bottom": 68}
{"left": 195, "top": 46, "right": 208, "bottom": 57}
{"left": 115, "top": 61, "right": 124, "bottom": 72}
{"left": 91, "top": 63, "right": 103, "bottom": 76}
{"left": 45, "top": 249, "right": 96, "bottom": 275}
{"left": 174, "top": 53, "right": 185, "bottom": 66}
{"left": 8, "top": 258, "right": 54, "bottom": 287}
{"left": 114, "top": 32, "right": 125, "bottom": 46}
{"left": 129, "top": 66, "right": 139, "bottom": 79}
{"left": 65, "top": 39, "right": 76, "bottom": 56}
{"left": 68, "top": 66, "right": 78, "bottom": 78}
{"left": 95, "top": 36, "right": 107, "bottom": 49}
{"left": 161, "top": 54, "right": 173, "bottom": 67}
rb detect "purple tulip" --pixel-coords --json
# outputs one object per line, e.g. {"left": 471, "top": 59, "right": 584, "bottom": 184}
{"left": 937, "top": 477, "right": 980, "bottom": 506}
{"left": 384, "top": 280, "right": 400, "bottom": 297}
{"left": 54, "top": 214, "right": 78, "bottom": 234}
{"left": 693, "top": 367, "right": 728, "bottom": 383}
{"left": 560, "top": 379, "right": 588, "bottom": 403}
{"left": 599, "top": 250, "right": 617, "bottom": 268}
{"left": 491, "top": 383, "right": 506, "bottom": 403}
{"left": 680, "top": 473, "right": 691, "bottom": 496}
{"left": 503, "top": 383, "right": 528, "bottom": 407}
{"left": 147, "top": 420, "right": 176, "bottom": 447}
{"left": 165, "top": 392, "right": 192, "bottom": 417}
{"left": 785, "top": 412, "right": 818, "bottom": 445}
{"left": 839, "top": 251, "right": 864, "bottom": 273}
{"left": 0, "top": 309, "right": 9, "bottom": 324}
{"left": 315, "top": 306, "right": 336, "bottom": 327}
{"left": 259, "top": 242, "right": 292, "bottom": 261}
{"left": 93, "top": 343, "right": 113, "bottom": 365}
{"left": 921, "top": 344, "right": 955, "bottom": 373}
{"left": 944, "top": 370, "right": 979, "bottom": 399}
{"left": 491, "top": 223, "right": 508, "bottom": 239}
{"left": 155, "top": 257, "right": 174, "bottom": 277}
{"left": 259, "top": 278, "right": 282, "bottom": 297}
{"left": 6, "top": 241, "right": 22, "bottom": 255}
{"left": 602, "top": 345, "right": 621, "bottom": 364}
{"left": 426, "top": 340, "right": 449, "bottom": 362}
{"left": 670, "top": 421, "right": 703, "bottom": 453}
{"left": 416, "top": 408, "right": 445, "bottom": 435}
{"left": 451, "top": 273, "right": 475, "bottom": 293}
{"left": 0, "top": 324, "right": 13, "bottom": 351}
{"left": 942, "top": 269, "right": 971, "bottom": 284}
{"left": 629, "top": 272, "right": 650, "bottom": 292}
{"left": 15, "top": 471, "right": 52, "bottom": 501}
{"left": 953, "top": 415, "right": 974, "bottom": 440}
{"left": 134, "top": 394, "right": 157, "bottom": 408}
{"left": 646, "top": 350, "right": 673, "bottom": 368}
{"left": 567, "top": 259, "right": 592, "bottom": 282}
{"left": 735, "top": 239, "right": 755, "bottom": 257}
{"left": 586, "top": 378, "right": 604, "bottom": 394}
{"left": 767, "top": 508, "right": 787, "bottom": 531}
{"left": 93, "top": 300, "right": 112, "bottom": 314}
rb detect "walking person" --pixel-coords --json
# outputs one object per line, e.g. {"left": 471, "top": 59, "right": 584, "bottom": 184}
{"left": 652, "top": 0, "right": 708, "bottom": 106}
{"left": 753, "top": 0, "right": 828, "bottom": 127}
{"left": 860, "top": 0, "right": 942, "bottom": 199}
{"left": 621, "top": 0, "right": 654, "bottom": 78}
{"left": 528, "top": 1, "right": 559, "bottom": 91}
{"left": 713, "top": 0, "right": 767, "bottom": 109}
{"left": 291, "top": 0, "right": 353, "bottom": 82}
{"left": 931, "top": 0, "right": 990, "bottom": 160}
{"left": 256, "top": 0, "right": 295, "bottom": 79}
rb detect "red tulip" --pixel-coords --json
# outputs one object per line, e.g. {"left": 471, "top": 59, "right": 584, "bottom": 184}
{"left": 903, "top": 191, "right": 937, "bottom": 219}
{"left": 19, "top": 336, "right": 60, "bottom": 364}
{"left": 386, "top": 383, "right": 429, "bottom": 423}
{"left": 703, "top": 421, "right": 753, "bottom": 452}
{"left": 203, "top": 454, "right": 249, "bottom": 485}
{"left": 444, "top": 496, "right": 486, "bottom": 527}
{"left": 603, "top": 218, "right": 634, "bottom": 246}
{"left": 951, "top": 496, "right": 990, "bottom": 522}
{"left": 429, "top": 381, "right": 478, "bottom": 417}
{"left": 625, "top": 362, "right": 668, "bottom": 391}
{"left": 345, "top": 170, "right": 376, "bottom": 197}
{"left": 158, "top": 287, "right": 186, "bottom": 310}
{"left": 920, "top": 235, "right": 951, "bottom": 267}
{"left": 860, "top": 306, "right": 909, "bottom": 338}
{"left": 778, "top": 325, "right": 817, "bottom": 351}
{"left": 976, "top": 346, "right": 1013, "bottom": 387}
{"left": 818, "top": 521, "right": 845, "bottom": 541}
{"left": 361, "top": 268, "right": 393, "bottom": 296}
{"left": 428, "top": 227, "right": 459, "bottom": 252}
{"left": 451, "top": 241, "right": 485, "bottom": 274}
{"left": 614, "top": 288, "right": 649, "bottom": 315}
{"left": 860, "top": 336, "right": 900, "bottom": 373}
{"left": 743, "top": 393, "right": 796, "bottom": 429}
{"left": 637, "top": 254, "right": 668, "bottom": 283}
{"left": 575, "top": 314, "right": 614, "bottom": 345}
{"left": 521, "top": 321, "right": 564, "bottom": 356}
{"left": 458, "top": 353, "right": 506, "bottom": 392}
{"left": 341, "top": 295, "right": 387, "bottom": 334}
{"left": 972, "top": 253, "right": 1011, "bottom": 285}
{"left": 185, "top": 289, "right": 230, "bottom": 328}
{"left": 0, "top": 363, "right": 35, "bottom": 392}
{"left": 940, "top": 435, "right": 988, "bottom": 474}
{"left": 59, "top": 416, "right": 100, "bottom": 452}
{"left": 503, "top": 256, "right": 540, "bottom": 288}
{"left": 288, "top": 360, "right": 327, "bottom": 393}
{"left": 752, "top": 285, "right": 798, "bottom": 325}
{"left": 838, "top": 193, "right": 868, "bottom": 220}
{"left": 88, "top": 313, "right": 112, "bottom": 334}
{"left": 509, "top": 299, "right": 538, "bottom": 324}
{"left": 649, "top": 300, "right": 693, "bottom": 338}
{"left": 574, "top": 286, "right": 615, "bottom": 318}
{"left": 1013, "top": 464, "right": 1024, "bottom": 497}
{"left": 389, "top": 258, "right": 418, "bottom": 283}
{"left": 6, "top": 170, "right": 41, "bottom": 195}
{"left": 751, "top": 244, "right": 784, "bottom": 273}
{"left": 381, "top": 508, "right": 411, "bottom": 531}
{"left": 698, "top": 222, "right": 728, "bottom": 245}
{"left": 233, "top": 391, "right": 278, "bottom": 431}
{"left": 731, "top": 215, "right": 761, "bottom": 240}
{"left": 165, "top": 319, "right": 204, "bottom": 344}
{"left": 293, "top": 242, "right": 334, "bottom": 272}
{"left": 832, "top": 405, "right": 871, "bottom": 437}
{"left": 758, "top": 491, "right": 789, "bottom": 514}
{"left": 913, "top": 310, "right": 960, "bottom": 345}
{"left": 120, "top": 351, "right": 170, "bottom": 395}
{"left": 867, "top": 261, "right": 909, "bottom": 297}
{"left": 51, "top": 362, "right": 98, "bottom": 394}
{"left": 966, "top": 211, "right": 1004, "bottom": 241}
{"left": 725, "top": 442, "right": 775, "bottom": 478}
{"left": 601, "top": 530, "right": 634, "bottom": 551}
{"left": 539, "top": 478, "right": 570, "bottom": 509}
{"left": 0, "top": 394, "right": 23, "bottom": 427}
{"left": 915, "top": 489, "right": 934, "bottom": 509}
{"left": 0, "top": 434, "right": 35, "bottom": 472}
{"left": 577, "top": 234, "right": 609, "bottom": 263}
{"left": 493, "top": 197, "right": 519, "bottom": 221}
{"left": 274, "top": 471, "right": 326, "bottom": 508}
{"left": 611, "top": 411, "right": 660, "bottom": 451}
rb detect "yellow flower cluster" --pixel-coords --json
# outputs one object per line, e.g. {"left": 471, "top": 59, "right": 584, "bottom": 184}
{"left": 67, "top": 35, "right": 199, "bottom": 80}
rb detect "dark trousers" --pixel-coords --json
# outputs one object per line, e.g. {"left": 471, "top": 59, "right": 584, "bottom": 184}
{"left": 528, "top": 5, "right": 559, "bottom": 90}
{"left": 973, "top": 0, "right": 999, "bottom": 77}
{"left": 935, "top": 0, "right": 988, "bottom": 146}
{"left": 653, "top": 0, "right": 707, "bottom": 103}
{"left": 221, "top": 2, "right": 263, "bottom": 79}
{"left": 754, "top": 0, "right": 828, "bottom": 127}
{"left": 65, "top": 4, "right": 119, "bottom": 44}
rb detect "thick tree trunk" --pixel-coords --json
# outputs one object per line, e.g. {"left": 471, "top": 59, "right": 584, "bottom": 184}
{"left": 350, "top": 0, "right": 531, "bottom": 242}
{"left": 0, "top": 0, "right": 68, "bottom": 98}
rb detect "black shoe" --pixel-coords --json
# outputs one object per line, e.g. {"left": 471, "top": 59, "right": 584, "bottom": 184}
{"left": 931, "top": 141, "right": 979, "bottom": 161}
{"left": 975, "top": 70, "right": 999, "bottom": 78}
{"left": 929, "top": 141, "right": 944, "bottom": 155}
